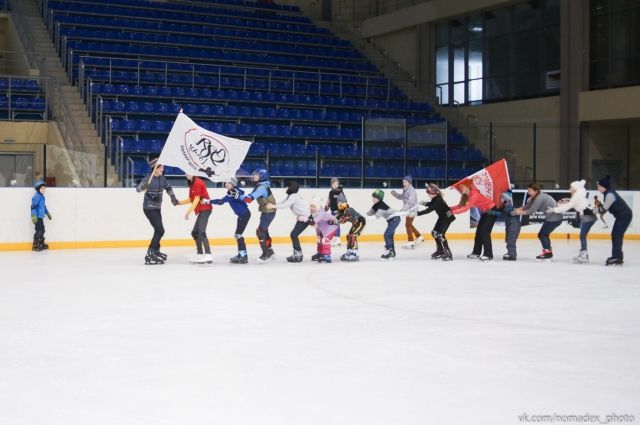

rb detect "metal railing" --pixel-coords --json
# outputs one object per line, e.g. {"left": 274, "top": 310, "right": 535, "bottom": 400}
{"left": 0, "top": 73, "right": 49, "bottom": 121}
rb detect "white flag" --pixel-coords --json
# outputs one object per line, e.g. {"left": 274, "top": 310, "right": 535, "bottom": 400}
{"left": 158, "top": 112, "right": 252, "bottom": 182}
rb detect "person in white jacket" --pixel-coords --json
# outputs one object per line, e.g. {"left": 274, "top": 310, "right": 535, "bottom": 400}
{"left": 266, "top": 180, "right": 310, "bottom": 263}
{"left": 549, "top": 179, "right": 597, "bottom": 263}
{"left": 391, "top": 175, "right": 423, "bottom": 249}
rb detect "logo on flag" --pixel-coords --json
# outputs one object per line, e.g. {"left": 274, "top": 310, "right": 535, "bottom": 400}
{"left": 450, "top": 159, "right": 511, "bottom": 206}
{"left": 158, "top": 112, "right": 251, "bottom": 182}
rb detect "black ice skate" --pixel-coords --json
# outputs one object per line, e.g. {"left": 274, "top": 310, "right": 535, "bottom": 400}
{"left": 156, "top": 251, "right": 168, "bottom": 260}
{"left": 340, "top": 250, "right": 359, "bottom": 262}
{"left": 317, "top": 254, "right": 332, "bottom": 263}
{"left": 605, "top": 257, "right": 624, "bottom": 266}
{"left": 230, "top": 253, "right": 248, "bottom": 264}
{"left": 311, "top": 253, "right": 321, "bottom": 262}
{"left": 431, "top": 249, "right": 443, "bottom": 260}
{"left": 145, "top": 249, "right": 164, "bottom": 265}
{"left": 536, "top": 250, "right": 553, "bottom": 260}
{"left": 381, "top": 247, "right": 396, "bottom": 260}
{"left": 503, "top": 254, "right": 517, "bottom": 261}
{"left": 441, "top": 249, "right": 453, "bottom": 261}
{"left": 258, "top": 248, "right": 275, "bottom": 263}
{"left": 286, "top": 250, "right": 303, "bottom": 263}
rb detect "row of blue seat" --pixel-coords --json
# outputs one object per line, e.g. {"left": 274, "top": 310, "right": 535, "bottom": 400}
{"left": 67, "top": 40, "right": 376, "bottom": 73}
{"left": 61, "top": 28, "right": 362, "bottom": 60}
{"left": 51, "top": 2, "right": 327, "bottom": 36}
{"left": 90, "top": 83, "right": 429, "bottom": 112}
{"left": 0, "top": 79, "right": 43, "bottom": 91}
{"left": 56, "top": 14, "right": 349, "bottom": 48}
{"left": 0, "top": 97, "right": 46, "bottom": 110}
{"left": 171, "top": 0, "right": 301, "bottom": 13}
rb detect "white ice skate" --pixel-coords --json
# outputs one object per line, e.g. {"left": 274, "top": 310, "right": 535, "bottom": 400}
{"left": 415, "top": 235, "right": 424, "bottom": 245}
{"left": 573, "top": 250, "right": 589, "bottom": 264}
{"left": 190, "top": 254, "right": 203, "bottom": 264}
{"left": 402, "top": 241, "right": 415, "bottom": 249}
{"left": 195, "top": 254, "right": 213, "bottom": 264}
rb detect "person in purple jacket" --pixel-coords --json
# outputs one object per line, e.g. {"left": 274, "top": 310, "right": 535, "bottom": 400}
{"left": 309, "top": 197, "right": 338, "bottom": 263}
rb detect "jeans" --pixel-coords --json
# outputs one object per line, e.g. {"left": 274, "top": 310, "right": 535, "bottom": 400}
{"left": 257, "top": 211, "right": 276, "bottom": 253}
{"left": 384, "top": 216, "right": 401, "bottom": 249}
{"left": 234, "top": 212, "right": 251, "bottom": 252}
{"left": 290, "top": 220, "right": 310, "bottom": 252}
{"left": 34, "top": 218, "right": 45, "bottom": 241}
{"left": 504, "top": 216, "right": 521, "bottom": 258}
{"left": 611, "top": 210, "right": 632, "bottom": 259}
{"left": 143, "top": 208, "right": 164, "bottom": 251}
{"left": 192, "top": 210, "right": 211, "bottom": 254}
{"left": 579, "top": 219, "right": 596, "bottom": 251}
{"left": 472, "top": 212, "right": 497, "bottom": 258}
{"left": 538, "top": 220, "right": 562, "bottom": 251}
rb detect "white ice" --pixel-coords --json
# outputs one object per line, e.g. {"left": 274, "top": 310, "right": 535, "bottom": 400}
{"left": 1, "top": 239, "right": 639, "bottom": 425}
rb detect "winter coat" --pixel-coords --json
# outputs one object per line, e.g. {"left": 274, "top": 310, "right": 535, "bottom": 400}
{"left": 136, "top": 174, "right": 177, "bottom": 210}
{"left": 391, "top": 185, "right": 418, "bottom": 217}
{"left": 30, "top": 192, "right": 49, "bottom": 219}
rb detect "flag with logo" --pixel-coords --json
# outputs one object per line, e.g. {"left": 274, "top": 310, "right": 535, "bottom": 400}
{"left": 450, "top": 159, "right": 511, "bottom": 206}
{"left": 158, "top": 111, "right": 252, "bottom": 182}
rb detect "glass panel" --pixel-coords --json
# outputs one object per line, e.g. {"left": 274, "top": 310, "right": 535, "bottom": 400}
{"left": 453, "top": 47, "right": 465, "bottom": 82}
{"left": 513, "top": 29, "right": 540, "bottom": 73}
{"left": 485, "top": 8, "right": 510, "bottom": 36}
{"left": 542, "top": 25, "right": 561, "bottom": 70}
{"left": 468, "top": 78, "right": 483, "bottom": 102}
{"left": 544, "top": 0, "right": 561, "bottom": 24}
{"left": 468, "top": 38, "right": 483, "bottom": 79}
{"left": 484, "top": 76, "right": 509, "bottom": 100}
{"left": 0, "top": 155, "right": 14, "bottom": 187}
{"left": 590, "top": 14, "right": 609, "bottom": 61}
{"left": 512, "top": 72, "right": 540, "bottom": 98}
{"left": 15, "top": 154, "right": 34, "bottom": 187}
{"left": 436, "top": 46, "right": 449, "bottom": 85}
{"left": 468, "top": 13, "right": 484, "bottom": 39}
{"left": 437, "top": 83, "right": 449, "bottom": 104}
{"left": 486, "top": 35, "right": 510, "bottom": 77}
{"left": 590, "top": 60, "right": 609, "bottom": 87}
{"left": 513, "top": 1, "right": 542, "bottom": 30}
{"left": 436, "top": 23, "right": 448, "bottom": 47}
{"left": 450, "top": 18, "right": 466, "bottom": 45}
{"left": 453, "top": 82, "right": 465, "bottom": 104}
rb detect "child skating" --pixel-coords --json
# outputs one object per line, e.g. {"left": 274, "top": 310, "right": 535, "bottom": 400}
{"left": 179, "top": 174, "right": 212, "bottom": 264}
{"left": 501, "top": 189, "right": 521, "bottom": 261}
{"left": 326, "top": 178, "right": 345, "bottom": 246}
{"left": 335, "top": 193, "right": 366, "bottom": 262}
{"left": 367, "top": 189, "right": 402, "bottom": 260}
{"left": 266, "top": 180, "right": 310, "bottom": 263}
{"left": 209, "top": 177, "right": 251, "bottom": 264}
{"left": 309, "top": 198, "right": 338, "bottom": 263}
{"left": 30, "top": 179, "right": 52, "bottom": 251}
{"left": 417, "top": 183, "right": 455, "bottom": 261}
{"left": 237, "top": 168, "right": 277, "bottom": 262}
{"left": 391, "top": 175, "right": 423, "bottom": 249}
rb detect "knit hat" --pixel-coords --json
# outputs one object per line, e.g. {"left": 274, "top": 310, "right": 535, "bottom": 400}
{"left": 34, "top": 179, "right": 46, "bottom": 191}
{"left": 286, "top": 180, "right": 300, "bottom": 195}
{"left": 597, "top": 175, "right": 611, "bottom": 190}
{"left": 570, "top": 179, "right": 586, "bottom": 191}
{"left": 228, "top": 177, "right": 238, "bottom": 187}
{"left": 336, "top": 193, "right": 347, "bottom": 204}
{"left": 372, "top": 189, "right": 384, "bottom": 201}
{"left": 425, "top": 183, "right": 440, "bottom": 195}
{"left": 403, "top": 175, "right": 412, "bottom": 185}
{"left": 330, "top": 177, "right": 340, "bottom": 185}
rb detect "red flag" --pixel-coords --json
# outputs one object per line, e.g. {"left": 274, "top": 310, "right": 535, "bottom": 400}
{"left": 450, "top": 159, "right": 511, "bottom": 206}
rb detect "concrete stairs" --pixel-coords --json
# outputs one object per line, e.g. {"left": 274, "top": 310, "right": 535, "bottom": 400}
{"left": 19, "top": 0, "right": 120, "bottom": 186}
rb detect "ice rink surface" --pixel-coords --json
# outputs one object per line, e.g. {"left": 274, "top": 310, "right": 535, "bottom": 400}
{"left": 1, "top": 239, "right": 639, "bottom": 425}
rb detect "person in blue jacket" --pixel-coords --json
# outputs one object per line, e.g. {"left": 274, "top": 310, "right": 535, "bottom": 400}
{"left": 596, "top": 175, "right": 633, "bottom": 266}
{"left": 209, "top": 176, "right": 251, "bottom": 264}
{"left": 30, "top": 180, "right": 52, "bottom": 251}
{"left": 236, "top": 169, "right": 277, "bottom": 262}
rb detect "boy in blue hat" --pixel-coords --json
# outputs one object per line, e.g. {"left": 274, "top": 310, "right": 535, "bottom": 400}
{"left": 30, "top": 180, "right": 52, "bottom": 251}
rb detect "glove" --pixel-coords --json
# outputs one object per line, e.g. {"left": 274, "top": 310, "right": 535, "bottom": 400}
{"left": 211, "top": 199, "right": 224, "bottom": 205}
{"left": 171, "top": 197, "right": 179, "bottom": 206}
{"left": 46, "top": 212, "right": 52, "bottom": 220}
{"left": 140, "top": 182, "right": 149, "bottom": 190}
{"left": 31, "top": 215, "right": 37, "bottom": 224}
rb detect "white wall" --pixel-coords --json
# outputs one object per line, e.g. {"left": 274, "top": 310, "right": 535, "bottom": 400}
{"left": 1, "top": 188, "right": 639, "bottom": 248}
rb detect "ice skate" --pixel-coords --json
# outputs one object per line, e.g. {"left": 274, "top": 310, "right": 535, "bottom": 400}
{"left": 467, "top": 253, "right": 480, "bottom": 260}
{"left": 286, "top": 250, "right": 304, "bottom": 263}
{"left": 573, "top": 250, "right": 589, "bottom": 264}
{"left": 144, "top": 249, "right": 164, "bottom": 265}
{"left": 431, "top": 249, "right": 443, "bottom": 259}
{"left": 503, "top": 254, "right": 517, "bottom": 261}
{"left": 317, "top": 254, "right": 332, "bottom": 263}
{"left": 536, "top": 250, "right": 553, "bottom": 260}
{"left": 340, "top": 250, "right": 359, "bottom": 262}
{"left": 156, "top": 251, "right": 168, "bottom": 260}
{"left": 605, "top": 257, "right": 623, "bottom": 266}
{"left": 195, "top": 253, "right": 213, "bottom": 264}
{"left": 402, "top": 241, "right": 415, "bottom": 249}
{"left": 441, "top": 249, "right": 453, "bottom": 261}
{"left": 311, "top": 253, "right": 321, "bottom": 262}
{"left": 229, "top": 252, "right": 248, "bottom": 264}
{"left": 190, "top": 254, "right": 203, "bottom": 264}
{"left": 258, "top": 248, "right": 275, "bottom": 263}
{"left": 381, "top": 247, "right": 396, "bottom": 260}
{"left": 479, "top": 255, "right": 493, "bottom": 261}
{"left": 415, "top": 235, "right": 424, "bottom": 245}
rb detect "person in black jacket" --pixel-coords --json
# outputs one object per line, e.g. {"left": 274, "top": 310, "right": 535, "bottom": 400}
{"left": 596, "top": 175, "right": 633, "bottom": 266}
{"left": 326, "top": 178, "right": 345, "bottom": 246}
{"left": 417, "top": 183, "right": 455, "bottom": 261}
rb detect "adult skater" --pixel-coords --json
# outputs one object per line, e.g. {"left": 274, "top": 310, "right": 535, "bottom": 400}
{"left": 179, "top": 174, "right": 212, "bottom": 264}
{"left": 30, "top": 179, "right": 52, "bottom": 251}
{"left": 136, "top": 158, "right": 179, "bottom": 264}
{"left": 391, "top": 175, "right": 423, "bottom": 249}
{"left": 596, "top": 175, "right": 633, "bottom": 266}
{"left": 266, "top": 180, "right": 310, "bottom": 263}
{"left": 451, "top": 180, "right": 499, "bottom": 261}
{"left": 335, "top": 193, "right": 366, "bottom": 262}
{"left": 549, "top": 180, "right": 596, "bottom": 263}
{"left": 326, "top": 178, "right": 345, "bottom": 246}
{"left": 309, "top": 197, "right": 339, "bottom": 263}
{"left": 417, "top": 183, "right": 455, "bottom": 261}
{"left": 367, "top": 189, "right": 402, "bottom": 259}
{"left": 514, "top": 183, "right": 563, "bottom": 260}
{"left": 501, "top": 189, "right": 521, "bottom": 261}
{"left": 209, "top": 177, "right": 251, "bottom": 264}
{"left": 237, "top": 168, "right": 277, "bottom": 262}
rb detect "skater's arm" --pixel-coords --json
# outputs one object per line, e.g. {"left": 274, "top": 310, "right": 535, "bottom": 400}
{"left": 390, "top": 190, "right": 402, "bottom": 200}
{"left": 136, "top": 175, "right": 151, "bottom": 192}
{"left": 184, "top": 196, "right": 200, "bottom": 219}
{"left": 601, "top": 192, "right": 617, "bottom": 212}
{"left": 271, "top": 195, "right": 294, "bottom": 210}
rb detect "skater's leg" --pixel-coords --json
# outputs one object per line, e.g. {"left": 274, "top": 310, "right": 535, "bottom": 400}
{"left": 290, "top": 221, "right": 308, "bottom": 252}
{"left": 538, "top": 220, "right": 561, "bottom": 251}
{"left": 144, "top": 209, "right": 164, "bottom": 251}
{"left": 480, "top": 213, "right": 497, "bottom": 258}
{"left": 257, "top": 212, "right": 276, "bottom": 255}
{"left": 611, "top": 212, "right": 632, "bottom": 259}
{"left": 505, "top": 217, "right": 521, "bottom": 258}
{"left": 235, "top": 212, "right": 250, "bottom": 253}
{"left": 405, "top": 216, "right": 415, "bottom": 242}
{"left": 193, "top": 210, "right": 211, "bottom": 254}
{"left": 472, "top": 214, "right": 486, "bottom": 255}
{"left": 579, "top": 220, "right": 595, "bottom": 251}
{"left": 384, "top": 217, "right": 401, "bottom": 250}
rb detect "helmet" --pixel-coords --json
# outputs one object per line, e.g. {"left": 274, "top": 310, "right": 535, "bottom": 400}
{"left": 228, "top": 176, "right": 238, "bottom": 187}
{"left": 251, "top": 168, "right": 269, "bottom": 182}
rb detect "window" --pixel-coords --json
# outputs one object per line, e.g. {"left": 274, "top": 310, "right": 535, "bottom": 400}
{"left": 590, "top": 0, "right": 640, "bottom": 88}
{"left": 435, "top": 0, "right": 560, "bottom": 105}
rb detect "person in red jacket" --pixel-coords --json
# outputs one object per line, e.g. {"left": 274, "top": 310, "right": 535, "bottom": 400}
{"left": 180, "top": 174, "right": 213, "bottom": 264}
{"left": 451, "top": 180, "right": 500, "bottom": 261}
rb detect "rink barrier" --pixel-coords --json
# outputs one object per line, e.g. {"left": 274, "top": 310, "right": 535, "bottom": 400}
{"left": 1, "top": 187, "right": 638, "bottom": 251}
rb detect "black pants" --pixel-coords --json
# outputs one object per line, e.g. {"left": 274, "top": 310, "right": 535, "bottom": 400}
{"left": 235, "top": 212, "right": 251, "bottom": 252}
{"left": 290, "top": 220, "right": 310, "bottom": 252}
{"left": 34, "top": 218, "right": 45, "bottom": 242}
{"left": 538, "top": 220, "right": 562, "bottom": 251}
{"left": 611, "top": 210, "right": 632, "bottom": 259}
{"left": 472, "top": 212, "right": 497, "bottom": 258}
{"left": 192, "top": 210, "right": 211, "bottom": 254}
{"left": 143, "top": 208, "right": 164, "bottom": 251}
{"left": 346, "top": 217, "right": 366, "bottom": 250}
{"left": 432, "top": 217, "right": 452, "bottom": 251}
